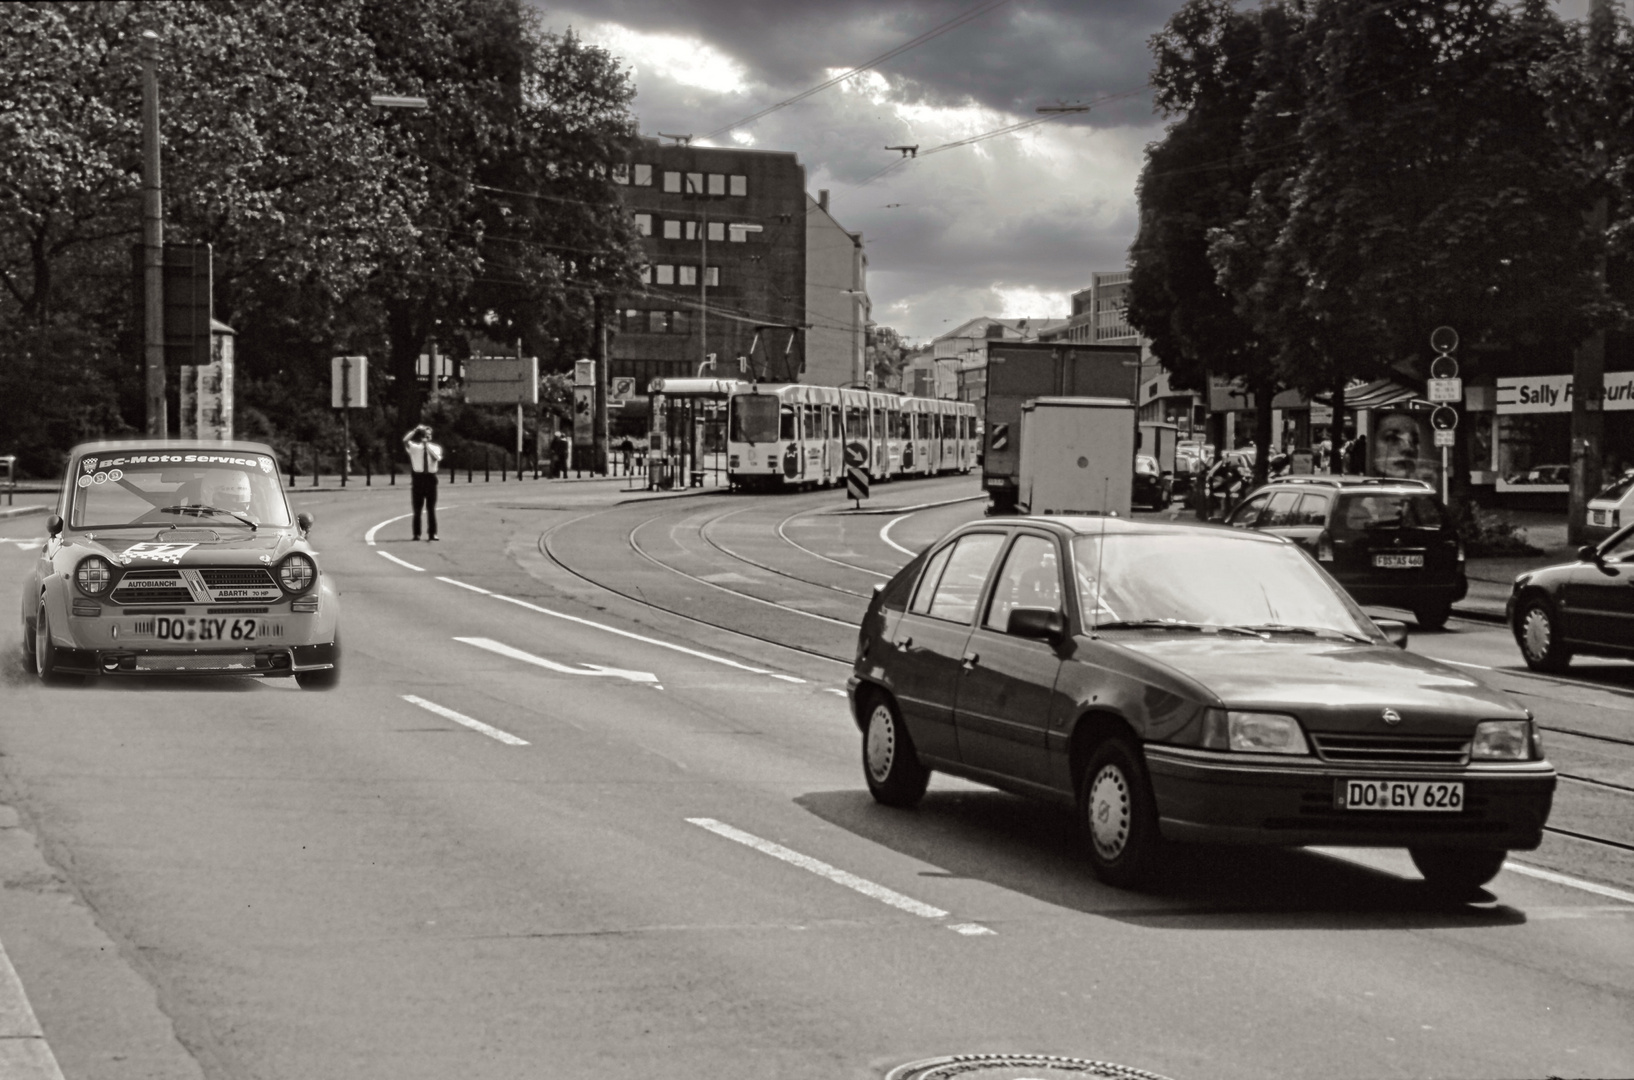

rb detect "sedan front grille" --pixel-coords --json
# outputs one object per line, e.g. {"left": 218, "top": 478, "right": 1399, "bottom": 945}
{"left": 111, "top": 570, "right": 191, "bottom": 605}
{"left": 1309, "top": 733, "right": 1470, "bottom": 766}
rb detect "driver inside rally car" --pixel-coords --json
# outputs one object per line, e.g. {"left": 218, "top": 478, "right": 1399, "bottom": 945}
{"left": 201, "top": 469, "right": 255, "bottom": 521}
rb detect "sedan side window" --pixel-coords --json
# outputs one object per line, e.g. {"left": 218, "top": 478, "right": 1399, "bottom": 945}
{"left": 925, "top": 533, "right": 1006, "bottom": 624}
{"left": 1227, "top": 492, "right": 1272, "bottom": 528}
{"left": 1293, "top": 493, "right": 1332, "bottom": 527}
{"left": 983, "top": 535, "right": 1062, "bottom": 632}
{"left": 909, "top": 544, "right": 954, "bottom": 615}
{"left": 1259, "top": 490, "right": 1301, "bottom": 527}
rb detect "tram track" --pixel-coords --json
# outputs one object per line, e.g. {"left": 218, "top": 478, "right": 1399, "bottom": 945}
{"left": 697, "top": 506, "right": 877, "bottom": 600}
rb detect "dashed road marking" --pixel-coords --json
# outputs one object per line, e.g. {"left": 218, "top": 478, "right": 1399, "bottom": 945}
{"left": 403, "top": 694, "right": 528, "bottom": 746}
{"left": 365, "top": 506, "right": 459, "bottom": 547}
{"left": 1440, "top": 658, "right": 1493, "bottom": 670}
{"left": 437, "top": 576, "right": 491, "bottom": 594}
{"left": 1504, "top": 861, "right": 1634, "bottom": 904}
{"left": 687, "top": 817, "right": 994, "bottom": 935}
{"left": 455, "top": 636, "right": 659, "bottom": 684}
{"left": 880, "top": 514, "right": 917, "bottom": 556}
{"left": 377, "top": 551, "right": 424, "bottom": 571}
{"left": 0, "top": 938, "right": 67, "bottom": 1079}
{"left": 823, "top": 688, "right": 848, "bottom": 696}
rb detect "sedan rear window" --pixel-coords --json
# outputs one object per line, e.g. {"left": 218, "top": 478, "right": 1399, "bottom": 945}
{"left": 1335, "top": 493, "right": 1445, "bottom": 532}
{"left": 1594, "top": 472, "right": 1634, "bottom": 502}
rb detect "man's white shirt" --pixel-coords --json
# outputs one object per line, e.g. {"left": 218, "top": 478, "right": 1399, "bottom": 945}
{"left": 407, "top": 441, "right": 443, "bottom": 473}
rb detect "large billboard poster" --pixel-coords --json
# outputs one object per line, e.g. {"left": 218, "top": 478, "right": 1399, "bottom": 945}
{"left": 1369, "top": 409, "right": 1441, "bottom": 488}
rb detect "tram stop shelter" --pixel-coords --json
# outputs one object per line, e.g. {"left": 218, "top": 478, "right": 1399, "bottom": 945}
{"left": 646, "top": 377, "right": 744, "bottom": 489}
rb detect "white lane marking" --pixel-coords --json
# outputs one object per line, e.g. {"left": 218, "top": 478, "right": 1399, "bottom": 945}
{"left": 880, "top": 514, "right": 917, "bottom": 556}
{"left": 1504, "top": 861, "right": 1634, "bottom": 905}
{"left": 823, "top": 688, "right": 848, "bottom": 696}
{"left": 0, "top": 937, "right": 67, "bottom": 1079}
{"left": 687, "top": 818, "right": 993, "bottom": 935}
{"left": 947, "top": 922, "right": 997, "bottom": 936}
{"left": 366, "top": 506, "right": 459, "bottom": 546}
{"left": 768, "top": 673, "right": 807, "bottom": 684}
{"left": 1440, "top": 658, "right": 1494, "bottom": 670}
{"left": 456, "top": 637, "right": 658, "bottom": 684}
{"left": 437, "top": 576, "right": 491, "bottom": 594}
{"left": 377, "top": 551, "right": 425, "bottom": 572}
{"left": 402, "top": 694, "right": 528, "bottom": 746}
{"left": 487, "top": 592, "right": 835, "bottom": 676}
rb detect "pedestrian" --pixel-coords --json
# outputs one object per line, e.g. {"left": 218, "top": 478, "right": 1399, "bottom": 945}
{"left": 402, "top": 423, "right": 442, "bottom": 541}
{"left": 549, "top": 431, "right": 569, "bottom": 478}
{"left": 619, "top": 437, "right": 634, "bottom": 475}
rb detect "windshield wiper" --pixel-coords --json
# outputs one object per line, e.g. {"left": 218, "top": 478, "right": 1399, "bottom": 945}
{"left": 1221, "top": 623, "right": 1371, "bottom": 643}
{"left": 153, "top": 505, "right": 257, "bottom": 531}
{"left": 1095, "top": 619, "right": 1206, "bottom": 632}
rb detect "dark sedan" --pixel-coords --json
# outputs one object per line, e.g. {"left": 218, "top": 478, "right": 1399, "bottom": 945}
{"left": 849, "top": 517, "right": 1554, "bottom": 893}
{"left": 1508, "top": 521, "right": 1634, "bottom": 672}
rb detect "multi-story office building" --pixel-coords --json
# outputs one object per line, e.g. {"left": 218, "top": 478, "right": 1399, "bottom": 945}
{"left": 610, "top": 140, "right": 808, "bottom": 403}
{"left": 805, "top": 189, "right": 869, "bottom": 388}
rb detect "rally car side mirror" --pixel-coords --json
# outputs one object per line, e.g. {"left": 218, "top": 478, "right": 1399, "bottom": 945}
{"left": 297, "top": 512, "right": 314, "bottom": 534}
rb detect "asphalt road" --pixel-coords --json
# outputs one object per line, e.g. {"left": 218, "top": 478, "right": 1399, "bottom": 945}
{"left": 0, "top": 475, "right": 1630, "bottom": 1080}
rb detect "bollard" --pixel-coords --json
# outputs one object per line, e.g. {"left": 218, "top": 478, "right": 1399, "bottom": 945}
{"left": 312, "top": 446, "right": 319, "bottom": 486}
{"left": 485, "top": 449, "right": 490, "bottom": 483}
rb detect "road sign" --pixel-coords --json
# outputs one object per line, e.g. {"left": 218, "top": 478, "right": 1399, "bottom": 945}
{"left": 846, "top": 464, "right": 870, "bottom": 503}
{"left": 1427, "top": 377, "right": 1463, "bottom": 403}
{"left": 330, "top": 356, "right": 367, "bottom": 408}
{"left": 1434, "top": 428, "right": 1456, "bottom": 448}
{"left": 610, "top": 377, "right": 636, "bottom": 403}
{"left": 464, "top": 356, "right": 539, "bottom": 405}
{"left": 1430, "top": 325, "right": 1459, "bottom": 354}
{"left": 990, "top": 423, "right": 1010, "bottom": 452}
{"left": 1430, "top": 405, "right": 1458, "bottom": 431}
{"left": 574, "top": 359, "right": 597, "bottom": 386}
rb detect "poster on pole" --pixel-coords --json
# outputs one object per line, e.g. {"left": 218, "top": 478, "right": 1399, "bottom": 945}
{"left": 573, "top": 386, "right": 595, "bottom": 448}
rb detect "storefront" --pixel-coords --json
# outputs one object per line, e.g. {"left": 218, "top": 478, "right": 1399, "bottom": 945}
{"left": 1488, "top": 371, "right": 1634, "bottom": 495}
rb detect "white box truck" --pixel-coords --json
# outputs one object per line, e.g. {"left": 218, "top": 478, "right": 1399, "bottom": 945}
{"left": 1016, "top": 397, "right": 1136, "bottom": 517}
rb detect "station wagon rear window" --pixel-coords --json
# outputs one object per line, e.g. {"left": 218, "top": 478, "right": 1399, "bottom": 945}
{"left": 1335, "top": 493, "right": 1445, "bottom": 532}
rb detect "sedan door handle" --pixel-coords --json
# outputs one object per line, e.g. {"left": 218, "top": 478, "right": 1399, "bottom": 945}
{"left": 961, "top": 652, "right": 979, "bottom": 669}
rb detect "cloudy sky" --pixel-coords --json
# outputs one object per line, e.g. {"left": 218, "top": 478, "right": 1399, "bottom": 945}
{"left": 528, "top": 0, "right": 1601, "bottom": 345}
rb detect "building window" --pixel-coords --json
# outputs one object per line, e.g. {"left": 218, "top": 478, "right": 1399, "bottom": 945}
{"left": 634, "top": 213, "right": 652, "bottom": 236}
{"left": 649, "top": 311, "right": 669, "bottom": 334}
{"left": 706, "top": 267, "right": 720, "bottom": 287}
{"left": 655, "top": 265, "right": 674, "bottom": 285}
{"left": 622, "top": 309, "right": 641, "bottom": 332}
{"left": 679, "top": 266, "right": 697, "bottom": 286}
{"left": 730, "top": 175, "right": 747, "bottom": 196}
{"left": 640, "top": 266, "right": 652, "bottom": 284}
{"left": 707, "top": 221, "right": 724, "bottom": 242}
{"left": 633, "top": 164, "right": 653, "bottom": 186}
{"left": 687, "top": 171, "right": 704, "bottom": 195}
{"left": 672, "top": 310, "right": 691, "bottom": 335}
{"left": 684, "top": 220, "right": 698, "bottom": 240}
{"left": 708, "top": 173, "right": 726, "bottom": 196}
{"left": 663, "top": 219, "right": 682, "bottom": 240}
{"left": 663, "top": 171, "right": 681, "bottom": 193}
{"left": 613, "top": 164, "right": 629, "bottom": 185}
{"left": 728, "top": 223, "right": 748, "bottom": 242}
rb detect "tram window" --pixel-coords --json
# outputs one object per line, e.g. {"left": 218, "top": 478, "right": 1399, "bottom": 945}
{"left": 729, "top": 394, "right": 779, "bottom": 444}
{"left": 830, "top": 407, "right": 842, "bottom": 438}
{"left": 896, "top": 412, "right": 910, "bottom": 440}
{"left": 873, "top": 407, "right": 885, "bottom": 436}
{"left": 846, "top": 406, "right": 865, "bottom": 439}
{"left": 780, "top": 406, "right": 797, "bottom": 441}
{"left": 804, "top": 404, "right": 821, "bottom": 439}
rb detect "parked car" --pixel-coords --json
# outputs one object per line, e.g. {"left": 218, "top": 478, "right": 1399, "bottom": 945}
{"left": 20, "top": 440, "right": 340, "bottom": 686}
{"left": 1584, "top": 469, "right": 1634, "bottom": 543}
{"left": 1224, "top": 475, "right": 1465, "bottom": 629}
{"left": 1132, "top": 454, "right": 1173, "bottom": 511}
{"left": 1508, "top": 520, "right": 1634, "bottom": 672}
{"left": 849, "top": 516, "right": 1554, "bottom": 894}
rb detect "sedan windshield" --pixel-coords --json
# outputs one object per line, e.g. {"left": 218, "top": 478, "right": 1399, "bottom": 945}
{"left": 1072, "top": 533, "right": 1377, "bottom": 639}
{"left": 68, "top": 451, "right": 292, "bottom": 529}
{"left": 729, "top": 394, "right": 779, "bottom": 444}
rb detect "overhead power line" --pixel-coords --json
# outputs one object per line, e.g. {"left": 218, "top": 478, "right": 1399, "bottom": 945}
{"left": 698, "top": 0, "right": 1014, "bottom": 142}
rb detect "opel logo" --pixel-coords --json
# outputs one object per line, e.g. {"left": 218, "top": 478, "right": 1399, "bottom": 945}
{"left": 1381, "top": 707, "right": 1402, "bottom": 726}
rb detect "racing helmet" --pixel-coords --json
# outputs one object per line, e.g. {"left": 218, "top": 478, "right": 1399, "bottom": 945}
{"left": 203, "top": 469, "right": 253, "bottom": 514}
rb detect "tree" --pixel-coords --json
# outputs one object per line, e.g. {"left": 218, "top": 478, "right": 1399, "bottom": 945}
{"left": 866, "top": 325, "right": 910, "bottom": 389}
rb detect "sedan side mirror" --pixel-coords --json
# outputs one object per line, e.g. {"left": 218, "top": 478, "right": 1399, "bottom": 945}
{"left": 46, "top": 514, "right": 63, "bottom": 537}
{"left": 1374, "top": 618, "right": 1409, "bottom": 649}
{"left": 1577, "top": 544, "right": 1600, "bottom": 563}
{"left": 297, "top": 512, "right": 314, "bottom": 534}
{"left": 1007, "top": 606, "right": 1068, "bottom": 645}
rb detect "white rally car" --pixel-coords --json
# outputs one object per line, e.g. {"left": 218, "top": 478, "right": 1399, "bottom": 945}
{"left": 21, "top": 440, "right": 340, "bottom": 687}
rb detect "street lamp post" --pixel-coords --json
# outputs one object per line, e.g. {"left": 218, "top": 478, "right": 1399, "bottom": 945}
{"left": 141, "top": 31, "right": 165, "bottom": 437}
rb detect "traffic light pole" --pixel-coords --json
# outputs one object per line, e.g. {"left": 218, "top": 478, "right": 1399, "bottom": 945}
{"left": 141, "top": 31, "right": 166, "bottom": 437}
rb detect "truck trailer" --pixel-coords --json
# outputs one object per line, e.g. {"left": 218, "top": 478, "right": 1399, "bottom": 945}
{"left": 1016, "top": 397, "right": 1137, "bottom": 517}
{"left": 981, "top": 341, "right": 1141, "bottom": 513}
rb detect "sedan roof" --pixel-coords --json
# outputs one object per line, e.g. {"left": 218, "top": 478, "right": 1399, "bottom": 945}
{"left": 973, "top": 515, "right": 1286, "bottom": 544}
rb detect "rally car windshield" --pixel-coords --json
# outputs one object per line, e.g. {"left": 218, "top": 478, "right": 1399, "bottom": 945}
{"left": 67, "top": 451, "right": 292, "bottom": 530}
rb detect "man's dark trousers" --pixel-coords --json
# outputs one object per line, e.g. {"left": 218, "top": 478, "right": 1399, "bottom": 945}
{"left": 411, "top": 470, "right": 438, "bottom": 539}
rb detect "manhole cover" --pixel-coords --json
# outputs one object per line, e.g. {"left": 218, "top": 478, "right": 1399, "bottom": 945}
{"left": 886, "top": 1053, "right": 1176, "bottom": 1080}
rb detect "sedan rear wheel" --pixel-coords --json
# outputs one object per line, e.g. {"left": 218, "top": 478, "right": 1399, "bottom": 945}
{"left": 1079, "top": 737, "right": 1164, "bottom": 889}
{"left": 1412, "top": 600, "right": 1452, "bottom": 631}
{"left": 861, "top": 693, "right": 928, "bottom": 807}
{"left": 1410, "top": 847, "right": 1507, "bottom": 897}
{"left": 1516, "top": 599, "right": 1572, "bottom": 673}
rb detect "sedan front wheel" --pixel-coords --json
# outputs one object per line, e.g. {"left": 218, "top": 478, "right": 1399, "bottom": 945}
{"left": 1079, "top": 737, "right": 1164, "bottom": 888}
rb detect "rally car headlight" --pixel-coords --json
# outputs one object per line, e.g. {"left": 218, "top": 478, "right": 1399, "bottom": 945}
{"left": 1202, "top": 709, "right": 1311, "bottom": 755}
{"left": 75, "top": 556, "right": 114, "bottom": 596}
{"left": 1472, "top": 719, "right": 1532, "bottom": 761}
{"left": 278, "top": 553, "right": 316, "bottom": 593}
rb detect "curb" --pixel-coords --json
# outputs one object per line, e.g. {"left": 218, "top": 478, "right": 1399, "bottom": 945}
{"left": 825, "top": 493, "right": 988, "bottom": 516}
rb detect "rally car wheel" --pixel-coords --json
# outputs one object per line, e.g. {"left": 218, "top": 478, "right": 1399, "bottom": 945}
{"left": 34, "top": 601, "right": 63, "bottom": 682}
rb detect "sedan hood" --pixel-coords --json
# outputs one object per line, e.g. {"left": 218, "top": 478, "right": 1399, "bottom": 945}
{"left": 1108, "top": 635, "right": 1526, "bottom": 733}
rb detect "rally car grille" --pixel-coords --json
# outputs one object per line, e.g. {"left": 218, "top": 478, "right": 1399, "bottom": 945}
{"left": 1309, "top": 733, "right": 1471, "bottom": 766}
{"left": 111, "top": 570, "right": 191, "bottom": 605}
{"left": 199, "top": 568, "right": 277, "bottom": 588}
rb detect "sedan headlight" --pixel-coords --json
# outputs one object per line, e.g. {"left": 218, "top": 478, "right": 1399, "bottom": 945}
{"left": 278, "top": 553, "right": 316, "bottom": 593}
{"left": 75, "top": 555, "right": 114, "bottom": 596}
{"left": 1472, "top": 719, "right": 1532, "bottom": 761}
{"left": 1202, "top": 709, "right": 1311, "bottom": 755}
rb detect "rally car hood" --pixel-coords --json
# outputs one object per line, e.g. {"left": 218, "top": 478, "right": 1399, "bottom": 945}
{"left": 1104, "top": 635, "right": 1526, "bottom": 734}
{"left": 64, "top": 527, "right": 304, "bottom": 567}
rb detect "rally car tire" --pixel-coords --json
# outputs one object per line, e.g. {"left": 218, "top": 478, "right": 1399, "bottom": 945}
{"left": 34, "top": 600, "right": 64, "bottom": 683}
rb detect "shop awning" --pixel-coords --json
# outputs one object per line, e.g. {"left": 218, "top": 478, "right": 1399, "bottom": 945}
{"left": 1315, "top": 378, "right": 1423, "bottom": 410}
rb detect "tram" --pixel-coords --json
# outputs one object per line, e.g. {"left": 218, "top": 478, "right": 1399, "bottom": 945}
{"left": 724, "top": 383, "right": 976, "bottom": 491}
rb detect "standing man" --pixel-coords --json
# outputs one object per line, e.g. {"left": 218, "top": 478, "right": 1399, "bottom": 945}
{"left": 403, "top": 424, "right": 443, "bottom": 541}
